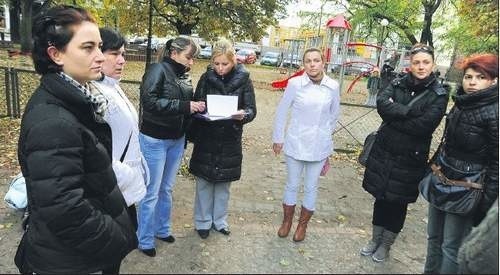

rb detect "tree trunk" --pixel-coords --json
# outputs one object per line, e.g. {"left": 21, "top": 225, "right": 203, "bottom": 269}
{"left": 176, "top": 23, "right": 193, "bottom": 35}
{"left": 9, "top": 0, "right": 20, "bottom": 43}
{"left": 20, "top": 0, "right": 33, "bottom": 54}
{"left": 445, "top": 43, "right": 460, "bottom": 83}
{"left": 420, "top": 0, "right": 441, "bottom": 46}
{"left": 420, "top": 12, "right": 433, "bottom": 46}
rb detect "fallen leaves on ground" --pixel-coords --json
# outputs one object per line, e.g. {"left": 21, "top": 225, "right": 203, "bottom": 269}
{"left": 336, "top": 214, "right": 347, "bottom": 223}
{"left": 279, "top": 259, "right": 290, "bottom": 266}
{"left": 0, "top": 118, "right": 21, "bottom": 173}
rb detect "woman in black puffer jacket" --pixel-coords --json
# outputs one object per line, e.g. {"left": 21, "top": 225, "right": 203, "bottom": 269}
{"left": 360, "top": 44, "right": 449, "bottom": 262}
{"left": 188, "top": 39, "right": 256, "bottom": 239}
{"left": 16, "top": 6, "right": 137, "bottom": 274}
{"left": 424, "top": 53, "right": 498, "bottom": 274}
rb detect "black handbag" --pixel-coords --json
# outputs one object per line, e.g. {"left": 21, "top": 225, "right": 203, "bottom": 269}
{"left": 358, "top": 130, "right": 379, "bottom": 166}
{"left": 419, "top": 153, "right": 485, "bottom": 216}
{"left": 358, "top": 89, "right": 431, "bottom": 167}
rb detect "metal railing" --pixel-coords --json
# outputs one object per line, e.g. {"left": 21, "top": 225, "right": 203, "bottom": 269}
{"left": 0, "top": 66, "right": 142, "bottom": 118}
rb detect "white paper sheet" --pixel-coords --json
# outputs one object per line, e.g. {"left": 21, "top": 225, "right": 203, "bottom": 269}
{"left": 203, "top": 95, "right": 238, "bottom": 120}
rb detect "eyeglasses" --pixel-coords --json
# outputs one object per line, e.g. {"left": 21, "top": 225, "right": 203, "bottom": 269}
{"left": 410, "top": 45, "right": 434, "bottom": 55}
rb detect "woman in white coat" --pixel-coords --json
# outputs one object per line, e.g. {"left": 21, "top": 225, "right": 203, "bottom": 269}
{"left": 272, "top": 48, "right": 340, "bottom": 242}
{"left": 92, "top": 28, "right": 148, "bottom": 229}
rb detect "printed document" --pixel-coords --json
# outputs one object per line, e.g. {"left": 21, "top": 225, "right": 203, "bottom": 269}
{"left": 196, "top": 95, "right": 238, "bottom": 121}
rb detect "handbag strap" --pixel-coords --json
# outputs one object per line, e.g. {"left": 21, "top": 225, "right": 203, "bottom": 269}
{"left": 378, "top": 89, "right": 432, "bottom": 130}
{"left": 120, "top": 133, "right": 132, "bottom": 162}
{"left": 407, "top": 89, "right": 432, "bottom": 107}
{"left": 430, "top": 163, "right": 484, "bottom": 190}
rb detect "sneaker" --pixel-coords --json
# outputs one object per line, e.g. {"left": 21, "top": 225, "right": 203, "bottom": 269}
{"left": 156, "top": 235, "right": 175, "bottom": 243}
{"left": 197, "top": 229, "right": 210, "bottom": 239}
{"left": 139, "top": 248, "right": 156, "bottom": 257}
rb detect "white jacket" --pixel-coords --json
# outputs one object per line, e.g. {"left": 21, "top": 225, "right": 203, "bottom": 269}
{"left": 272, "top": 73, "right": 340, "bottom": 161}
{"left": 93, "top": 76, "right": 148, "bottom": 206}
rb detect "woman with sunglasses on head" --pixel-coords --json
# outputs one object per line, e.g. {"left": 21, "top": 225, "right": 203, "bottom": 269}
{"left": 360, "top": 43, "right": 449, "bottom": 262}
{"left": 423, "top": 54, "right": 498, "bottom": 274}
{"left": 137, "top": 36, "right": 205, "bottom": 257}
{"left": 15, "top": 5, "right": 137, "bottom": 274}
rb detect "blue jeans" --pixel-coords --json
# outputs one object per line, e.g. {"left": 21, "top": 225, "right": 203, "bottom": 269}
{"left": 424, "top": 205, "right": 473, "bottom": 274}
{"left": 137, "top": 133, "right": 185, "bottom": 250}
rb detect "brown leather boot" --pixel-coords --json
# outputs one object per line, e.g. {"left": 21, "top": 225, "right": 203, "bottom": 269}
{"left": 277, "top": 203, "right": 295, "bottom": 237}
{"left": 293, "top": 206, "right": 314, "bottom": 242}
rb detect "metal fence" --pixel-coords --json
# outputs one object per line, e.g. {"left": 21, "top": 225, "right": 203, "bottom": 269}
{"left": 0, "top": 66, "right": 444, "bottom": 153}
{"left": 0, "top": 66, "right": 142, "bottom": 118}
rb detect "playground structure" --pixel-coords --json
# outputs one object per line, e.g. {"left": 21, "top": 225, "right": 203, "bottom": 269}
{"left": 272, "top": 14, "right": 386, "bottom": 93}
{"left": 271, "top": 14, "right": 417, "bottom": 97}
{"left": 272, "top": 14, "right": 418, "bottom": 96}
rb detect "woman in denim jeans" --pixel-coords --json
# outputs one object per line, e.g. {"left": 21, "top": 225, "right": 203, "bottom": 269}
{"left": 137, "top": 37, "right": 205, "bottom": 257}
{"left": 423, "top": 53, "right": 498, "bottom": 274}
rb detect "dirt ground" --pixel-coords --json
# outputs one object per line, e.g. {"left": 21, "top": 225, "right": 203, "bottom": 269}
{"left": 0, "top": 59, "right": 439, "bottom": 273}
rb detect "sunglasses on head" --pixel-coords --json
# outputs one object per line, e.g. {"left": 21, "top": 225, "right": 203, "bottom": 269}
{"left": 410, "top": 45, "right": 434, "bottom": 55}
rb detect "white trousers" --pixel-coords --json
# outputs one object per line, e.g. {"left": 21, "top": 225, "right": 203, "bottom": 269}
{"left": 283, "top": 155, "right": 326, "bottom": 211}
{"left": 194, "top": 176, "right": 231, "bottom": 230}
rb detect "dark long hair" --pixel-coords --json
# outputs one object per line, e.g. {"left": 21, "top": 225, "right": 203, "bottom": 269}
{"left": 160, "top": 36, "right": 200, "bottom": 59}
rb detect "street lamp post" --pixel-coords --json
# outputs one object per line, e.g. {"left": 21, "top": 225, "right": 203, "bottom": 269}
{"left": 145, "top": 0, "right": 153, "bottom": 69}
{"left": 377, "top": 18, "right": 389, "bottom": 67}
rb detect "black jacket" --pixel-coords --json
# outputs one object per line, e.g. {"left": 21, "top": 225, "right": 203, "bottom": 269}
{"left": 363, "top": 73, "right": 449, "bottom": 203}
{"left": 441, "top": 85, "right": 498, "bottom": 213}
{"left": 139, "top": 57, "right": 193, "bottom": 139}
{"left": 17, "top": 74, "right": 137, "bottom": 274}
{"left": 188, "top": 64, "right": 256, "bottom": 182}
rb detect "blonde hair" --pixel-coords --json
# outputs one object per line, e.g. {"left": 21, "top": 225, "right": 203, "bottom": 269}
{"left": 211, "top": 38, "right": 236, "bottom": 63}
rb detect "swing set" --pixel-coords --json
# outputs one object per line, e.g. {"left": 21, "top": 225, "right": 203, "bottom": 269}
{"left": 271, "top": 14, "right": 385, "bottom": 94}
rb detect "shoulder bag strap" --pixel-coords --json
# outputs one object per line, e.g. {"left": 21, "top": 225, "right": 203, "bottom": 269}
{"left": 120, "top": 133, "right": 132, "bottom": 162}
{"left": 407, "top": 89, "right": 432, "bottom": 107}
{"left": 379, "top": 88, "right": 432, "bottom": 130}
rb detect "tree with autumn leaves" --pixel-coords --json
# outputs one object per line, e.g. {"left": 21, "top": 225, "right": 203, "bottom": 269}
{"left": 3, "top": 0, "right": 498, "bottom": 59}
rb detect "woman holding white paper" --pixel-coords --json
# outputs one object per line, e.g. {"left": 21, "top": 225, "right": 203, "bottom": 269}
{"left": 137, "top": 36, "right": 204, "bottom": 257}
{"left": 272, "top": 48, "right": 340, "bottom": 242}
{"left": 188, "top": 38, "right": 256, "bottom": 239}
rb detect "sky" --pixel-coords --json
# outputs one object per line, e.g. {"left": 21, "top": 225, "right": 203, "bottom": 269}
{"left": 279, "top": 0, "right": 346, "bottom": 28}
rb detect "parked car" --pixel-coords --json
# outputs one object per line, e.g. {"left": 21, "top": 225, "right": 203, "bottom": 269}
{"left": 346, "top": 63, "right": 372, "bottom": 76}
{"left": 138, "top": 38, "right": 161, "bottom": 53}
{"left": 198, "top": 47, "right": 212, "bottom": 59}
{"left": 330, "top": 62, "right": 372, "bottom": 76}
{"left": 281, "top": 54, "right": 301, "bottom": 69}
{"left": 260, "top": 51, "right": 283, "bottom": 67}
{"left": 236, "top": 48, "right": 257, "bottom": 64}
{"left": 128, "top": 36, "right": 147, "bottom": 45}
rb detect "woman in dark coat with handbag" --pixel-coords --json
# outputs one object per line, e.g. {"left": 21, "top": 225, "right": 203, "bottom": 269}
{"left": 15, "top": 6, "right": 137, "bottom": 274}
{"left": 423, "top": 53, "right": 498, "bottom": 274}
{"left": 189, "top": 38, "right": 256, "bottom": 239}
{"left": 360, "top": 43, "right": 449, "bottom": 262}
